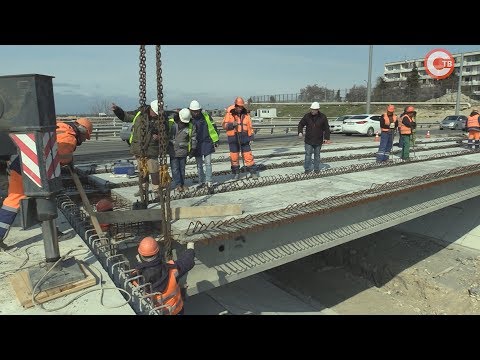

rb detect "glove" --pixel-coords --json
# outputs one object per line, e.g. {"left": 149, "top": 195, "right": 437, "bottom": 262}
{"left": 389, "top": 123, "right": 395, "bottom": 129}
{"left": 298, "top": 133, "right": 303, "bottom": 138}
{"left": 232, "top": 121, "right": 238, "bottom": 127}
{"left": 411, "top": 122, "right": 417, "bottom": 129}
{"left": 187, "top": 242, "right": 194, "bottom": 250}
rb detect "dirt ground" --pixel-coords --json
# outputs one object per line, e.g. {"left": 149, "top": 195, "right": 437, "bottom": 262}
{"left": 267, "top": 228, "right": 480, "bottom": 315}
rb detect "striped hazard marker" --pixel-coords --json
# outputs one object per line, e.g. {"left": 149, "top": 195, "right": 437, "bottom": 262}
{"left": 9, "top": 132, "right": 60, "bottom": 188}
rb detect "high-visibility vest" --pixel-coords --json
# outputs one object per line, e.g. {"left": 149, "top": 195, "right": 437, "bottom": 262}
{"left": 200, "top": 112, "right": 219, "bottom": 143}
{"left": 399, "top": 114, "right": 415, "bottom": 135}
{"left": 381, "top": 113, "right": 397, "bottom": 132}
{"left": 467, "top": 114, "right": 480, "bottom": 130}
{"left": 128, "top": 111, "right": 142, "bottom": 145}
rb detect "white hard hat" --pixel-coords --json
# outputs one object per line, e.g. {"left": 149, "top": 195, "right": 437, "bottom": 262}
{"left": 150, "top": 100, "right": 159, "bottom": 115}
{"left": 179, "top": 108, "right": 192, "bottom": 123}
{"left": 310, "top": 102, "right": 320, "bottom": 110}
{"left": 189, "top": 100, "right": 201, "bottom": 111}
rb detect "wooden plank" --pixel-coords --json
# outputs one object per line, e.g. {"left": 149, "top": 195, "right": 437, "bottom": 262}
{"left": 9, "top": 262, "right": 96, "bottom": 309}
{"left": 68, "top": 167, "right": 105, "bottom": 238}
{"left": 172, "top": 204, "right": 242, "bottom": 219}
{"left": 95, "top": 204, "right": 243, "bottom": 224}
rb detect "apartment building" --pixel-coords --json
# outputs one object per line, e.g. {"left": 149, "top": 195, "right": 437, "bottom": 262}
{"left": 383, "top": 50, "right": 480, "bottom": 96}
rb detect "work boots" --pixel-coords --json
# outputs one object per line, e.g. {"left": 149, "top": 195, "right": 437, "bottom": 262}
{"left": 232, "top": 166, "right": 240, "bottom": 180}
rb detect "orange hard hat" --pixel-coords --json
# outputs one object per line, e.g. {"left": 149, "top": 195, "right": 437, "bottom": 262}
{"left": 138, "top": 236, "right": 159, "bottom": 257}
{"left": 96, "top": 198, "right": 113, "bottom": 212}
{"left": 76, "top": 118, "right": 93, "bottom": 139}
{"left": 405, "top": 106, "right": 415, "bottom": 113}
{"left": 234, "top": 97, "right": 245, "bottom": 107}
{"left": 387, "top": 105, "right": 395, "bottom": 112}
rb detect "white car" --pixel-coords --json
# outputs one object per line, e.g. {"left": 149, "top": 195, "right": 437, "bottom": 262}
{"left": 342, "top": 114, "right": 382, "bottom": 136}
{"left": 330, "top": 115, "right": 354, "bottom": 134}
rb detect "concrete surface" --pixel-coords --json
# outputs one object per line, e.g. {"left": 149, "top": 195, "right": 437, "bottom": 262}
{"left": 185, "top": 273, "right": 336, "bottom": 315}
{"left": 0, "top": 211, "right": 136, "bottom": 315}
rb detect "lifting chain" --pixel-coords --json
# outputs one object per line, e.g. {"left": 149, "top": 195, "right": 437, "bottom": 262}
{"left": 155, "top": 45, "right": 173, "bottom": 260}
{"left": 138, "top": 45, "right": 149, "bottom": 206}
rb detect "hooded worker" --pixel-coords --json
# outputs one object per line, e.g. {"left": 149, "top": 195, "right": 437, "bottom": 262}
{"left": 221, "top": 97, "right": 259, "bottom": 180}
{"left": 134, "top": 237, "right": 195, "bottom": 315}
{"left": 0, "top": 117, "right": 93, "bottom": 249}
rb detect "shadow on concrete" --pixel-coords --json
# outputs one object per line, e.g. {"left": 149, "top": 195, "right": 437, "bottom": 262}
{"left": 265, "top": 204, "right": 480, "bottom": 311}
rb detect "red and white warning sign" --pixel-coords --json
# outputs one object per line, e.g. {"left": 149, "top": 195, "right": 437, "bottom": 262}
{"left": 424, "top": 48, "right": 455, "bottom": 80}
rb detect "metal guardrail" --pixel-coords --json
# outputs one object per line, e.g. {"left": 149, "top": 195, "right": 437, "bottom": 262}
{"left": 85, "top": 119, "right": 444, "bottom": 140}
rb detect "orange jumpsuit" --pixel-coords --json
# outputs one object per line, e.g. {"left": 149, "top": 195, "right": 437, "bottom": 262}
{"left": 221, "top": 106, "right": 256, "bottom": 174}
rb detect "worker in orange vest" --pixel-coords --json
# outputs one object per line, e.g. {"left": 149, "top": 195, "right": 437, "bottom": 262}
{"left": 134, "top": 237, "right": 195, "bottom": 315}
{"left": 398, "top": 106, "right": 417, "bottom": 160}
{"left": 466, "top": 109, "right": 480, "bottom": 150}
{"left": 222, "top": 97, "right": 259, "bottom": 180}
{"left": 376, "top": 104, "right": 398, "bottom": 162}
{"left": 0, "top": 118, "right": 93, "bottom": 249}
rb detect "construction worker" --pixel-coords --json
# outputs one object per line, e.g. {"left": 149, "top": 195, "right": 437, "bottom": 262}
{"left": 168, "top": 108, "right": 197, "bottom": 192}
{"left": 189, "top": 100, "right": 219, "bottom": 189}
{"left": 466, "top": 109, "right": 480, "bottom": 150}
{"left": 222, "top": 97, "right": 259, "bottom": 180}
{"left": 111, "top": 100, "right": 168, "bottom": 199}
{"left": 297, "top": 102, "right": 331, "bottom": 173}
{"left": 376, "top": 104, "right": 398, "bottom": 162}
{"left": 0, "top": 118, "right": 93, "bottom": 249}
{"left": 399, "top": 106, "right": 417, "bottom": 160}
{"left": 134, "top": 236, "right": 195, "bottom": 315}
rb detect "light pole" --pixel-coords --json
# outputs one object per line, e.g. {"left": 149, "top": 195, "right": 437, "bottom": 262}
{"left": 455, "top": 53, "right": 464, "bottom": 116}
{"left": 366, "top": 45, "right": 373, "bottom": 114}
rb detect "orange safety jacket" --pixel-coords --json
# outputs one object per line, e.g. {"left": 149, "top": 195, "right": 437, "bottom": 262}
{"left": 133, "top": 260, "right": 184, "bottom": 315}
{"left": 222, "top": 107, "right": 254, "bottom": 143}
{"left": 399, "top": 114, "right": 415, "bottom": 135}
{"left": 381, "top": 113, "right": 397, "bottom": 132}
{"left": 467, "top": 114, "right": 480, "bottom": 131}
{"left": 56, "top": 122, "right": 79, "bottom": 165}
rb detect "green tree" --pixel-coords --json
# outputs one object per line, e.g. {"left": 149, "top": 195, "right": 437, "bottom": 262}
{"left": 405, "top": 65, "right": 421, "bottom": 101}
{"left": 299, "top": 84, "right": 324, "bottom": 102}
{"left": 345, "top": 85, "right": 367, "bottom": 102}
{"left": 372, "top": 76, "right": 389, "bottom": 102}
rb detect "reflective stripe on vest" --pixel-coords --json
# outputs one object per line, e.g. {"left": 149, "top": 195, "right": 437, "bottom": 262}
{"left": 203, "top": 113, "right": 219, "bottom": 143}
{"left": 128, "top": 111, "right": 142, "bottom": 144}
{"left": 381, "top": 113, "right": 397, "bottom": 132}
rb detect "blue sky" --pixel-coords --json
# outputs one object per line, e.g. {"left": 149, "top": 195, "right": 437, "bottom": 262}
{"left": 1, "top": 45, "right": 479, "bottom": 114}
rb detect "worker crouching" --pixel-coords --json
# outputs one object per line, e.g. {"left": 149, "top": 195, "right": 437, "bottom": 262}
{"left": 134, "top": 237, "right": 195, "bottom": 315}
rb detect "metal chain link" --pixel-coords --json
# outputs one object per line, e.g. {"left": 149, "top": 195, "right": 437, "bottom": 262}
{"left": 138, "top": 45, "right": 149, "bottom": 206}
{"left": 155, "top": 45, "right": 173, "bottom": 260}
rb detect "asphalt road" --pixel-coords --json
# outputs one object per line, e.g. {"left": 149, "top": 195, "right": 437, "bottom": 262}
{"left": 74, "top": 128, "right": 465, "bottom": 164}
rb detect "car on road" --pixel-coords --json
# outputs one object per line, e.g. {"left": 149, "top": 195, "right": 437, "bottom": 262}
{"left": 330, "top": 115, "right": 354, "bottom": 134}
{"left": 119, "top": 110, "right": 179, "bottom": 144}
{"left": 342, "top": 114, "right": 382, "bottom": 136}
{"left": 438, "top": 115, "right": 468, "bottom": 131}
